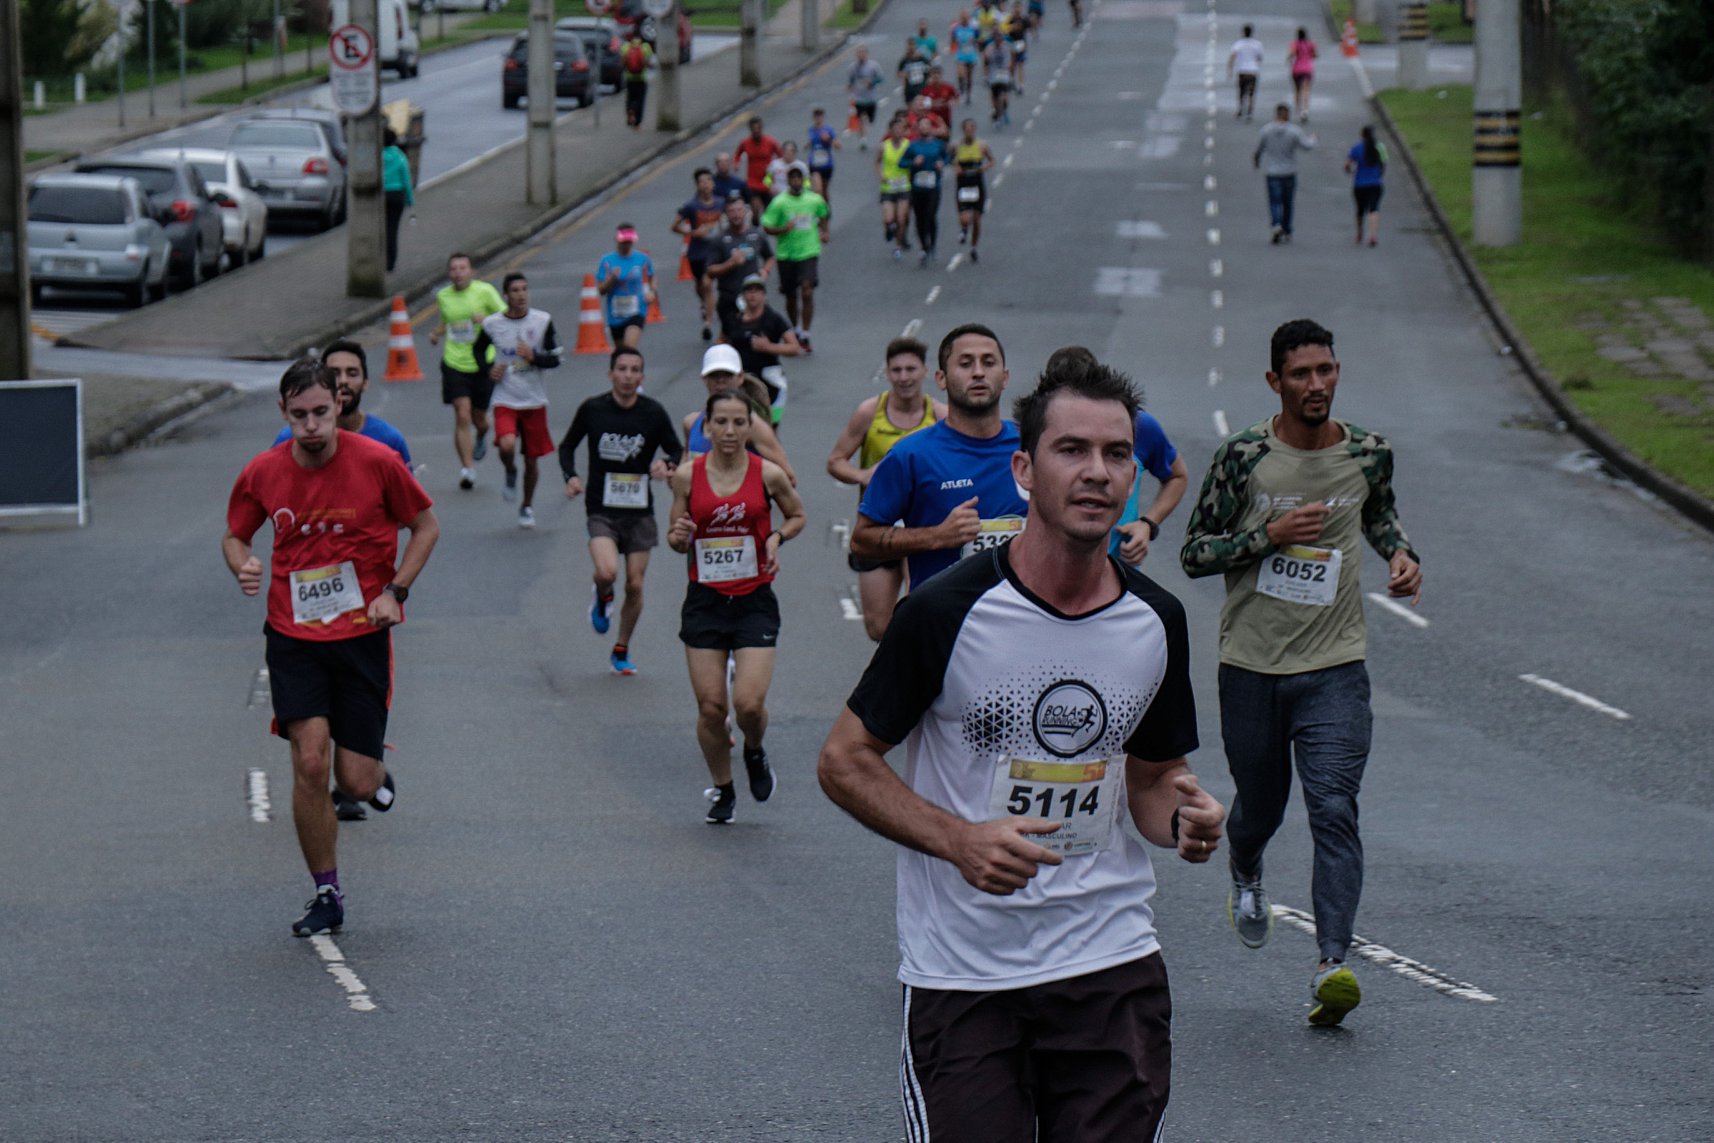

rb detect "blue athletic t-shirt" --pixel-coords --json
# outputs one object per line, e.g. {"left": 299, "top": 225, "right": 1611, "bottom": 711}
{"left": 859, "top": 419, "right": 1028, "bottom": 587}
{"left": 807, "top": 124, "right": 838, "bottom": 172}
{"left": 903, "top": 138, "right": 949, "bottom": 191}
{"left": 273, "top": 414, "right": 412, "bottom": 465}
{"left": 596, "top": 250, "right": 654, "bottom": 325}
{"left": 1109, "top": 410, "right": 1178, "bottom": 558}
{"left": 1347, "top": 141, "right": 1387, "bottom": 188}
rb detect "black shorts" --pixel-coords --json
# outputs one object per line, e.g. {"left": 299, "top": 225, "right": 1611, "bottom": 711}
{"left": 587, "top": 511, "right": 659, "bottom": 554}
{"left": 848, "top": 552, "right": 903, "bottom": 574}
{"left": 954, "top": 176, "right": 986, "bottom": 214}
{"left": 778, "top": 257, "right": 818, "bottom": 295}
{"left": 715, "top": 291, "right": 742, "bottom": 331}
{"left": 688, "top": 257, "right": 709, "bottom": 281}
{"left": 809, "top": 165, "right": 834, "bottom": 186}
{"left": 879, "top": 189, "right": 910, "bottom": 205}
{"left": 853, "top": 101, "right": 878, "bottom": 122}
{"left": 901, "top": 953, "right": 1171, "bottom": 1143}
{"left": 441, "top": 361, "right": 494, "bottom": 409}
{"left": 1237, "top": 72, "right": 1258, "bottom": 99}
{"left": 679, "top": 581, "right": 780, "bottom": 650}
{"left": 1354, "top": 184, "right": 1384, "bottom": 214}
{"left": 263, "top": 624, "right": 392, "bottom": 761}
{"left": 609, "top": 315, "right": 646, "bottom": 341}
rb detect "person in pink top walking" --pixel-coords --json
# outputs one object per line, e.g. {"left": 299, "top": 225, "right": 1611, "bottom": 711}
{"left": 1288, "top": 27, "right": 1318, "bottom": 122}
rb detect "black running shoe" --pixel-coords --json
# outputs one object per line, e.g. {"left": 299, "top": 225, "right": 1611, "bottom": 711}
{"left": 332, "top": 788, "right": 367, "bottom": 822}
{"left": 743, "top": 746, "right": 775, "bottom": 802}
{"left": 368, "top": 771, "right": 396, "bottom": 813}
{"left": 704, "top": 783, "right": 736, "bottom": 825}
{"left": 292, "top": 886, "right": 344, "bottom": 937}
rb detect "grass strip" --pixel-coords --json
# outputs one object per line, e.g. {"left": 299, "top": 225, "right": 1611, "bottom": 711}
{"left": 1383, "top": 85, "right": 1714, "bottom": 497}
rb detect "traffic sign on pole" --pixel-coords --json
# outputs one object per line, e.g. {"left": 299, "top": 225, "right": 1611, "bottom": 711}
{"left": 329, "top": 23, "right": 379, "bottom": 116}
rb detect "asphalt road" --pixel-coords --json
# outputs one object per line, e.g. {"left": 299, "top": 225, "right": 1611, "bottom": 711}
{"left": 4, "top": 1, "right": 1712, "bottom": 1140}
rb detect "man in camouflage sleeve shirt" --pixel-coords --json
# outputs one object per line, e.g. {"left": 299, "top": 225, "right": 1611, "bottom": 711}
{"left": 1180, "top": 318, "right": 1421, "bottom": 1027}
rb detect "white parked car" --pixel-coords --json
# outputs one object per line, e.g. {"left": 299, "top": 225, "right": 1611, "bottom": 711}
{"left": 142, "top": 147, "right": 268, "bottom": 268}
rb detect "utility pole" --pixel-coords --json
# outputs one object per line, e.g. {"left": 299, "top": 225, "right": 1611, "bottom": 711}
{"left": 739, "top": 0, "right": 760, "bottom": 88}
{"left": 1472, "top": 0, "right": 1521, "bottom": 247}
{"left": 177, "top": 0, "right": 187, "bottom": 108}
{"left": 146, "top": 0, "right": 156, "bottom": 118}
{"left": 340, "top": 0, "right": 386, "bottom": 296}
{"left": 1, "top": 0, "right": 32, "bottom": 378}
{"left": 655, "top": 2, "right": 680, "bottom": 132}
{"left": 800, "top": 0, "right": 818, "bottom": 52}
{"left": 1354, "top": 0, "right": 1376, "bottom": 24}
{"left": 525, "top": 0, "right": 555, "bottom": 204}
{"left": 1397, "top": 2, "right": 1428, "bottom": 89}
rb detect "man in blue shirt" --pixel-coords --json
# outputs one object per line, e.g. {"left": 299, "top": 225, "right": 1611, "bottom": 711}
{"left": 853, "top": 323, "right": 1027, "bottom": 589}
{"left": 1111, "top": 407, "right": 1188, "bottom": 565}
{"left": 597, "top": 224, "right": 655, "bottom": 350}
{"left": 271, "top": 338, "right": 412, "bottom": 467}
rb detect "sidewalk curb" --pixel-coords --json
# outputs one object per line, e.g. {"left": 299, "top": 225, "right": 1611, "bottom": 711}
{"left": 90, "top": 381, "right": 236, "bottom": 458}
{"left": 1369, "top": 94, "right": 1714, "bottom": 537}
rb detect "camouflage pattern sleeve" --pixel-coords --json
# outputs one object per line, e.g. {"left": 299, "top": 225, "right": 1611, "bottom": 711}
{"left": 1348, "top": 426, "right": 1419, "bottom": 563}
{"left": 1179, "top": 428, "right": 1275, "bottom": 578}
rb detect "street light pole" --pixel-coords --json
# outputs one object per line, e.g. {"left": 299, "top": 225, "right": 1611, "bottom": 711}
{"left": 1472, "top": 0, "right": 1521, "bottom": 247}
{"left": 656, "top": 2, "right": 680, "bottom": 132}
{"left": 1, "top": 0, "right": 33, "bottom": 379}
{"left": 524, "top": 0, "right": 555, "bottom": 204}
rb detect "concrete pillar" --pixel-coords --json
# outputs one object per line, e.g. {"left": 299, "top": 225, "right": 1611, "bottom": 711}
{"left": 801, "top": 0, "right": 819, "bottom": 52}
{"left": 345, "top": 0, "right": 386, "bottom": 297}
{"left": 1, "top": 0, "right": 31, "bottom": 378}
{"left": 525, "top": 0, "right": 556, "bottom": 204}
{"left": 656, "top": 3, "right": 681, "bottom": 132}
{"left": 1472, "top": 0, "right": 1521, "bottom": 247}
{"left": 1397, "top": 2, "right": 1429, "bottom": 90}
{"left": 1354, "top": 0, "right": 1377, "bottom": 23}
{"left": 740, "top": 0, "right": 761, "bottom": 88}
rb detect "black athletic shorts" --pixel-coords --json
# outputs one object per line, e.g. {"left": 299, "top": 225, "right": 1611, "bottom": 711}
{"left": 715, "top": 291, "right": 742, "bottom": 332}
{"left": 263, "top": 623, "right": 392, "bottom": 761}
{"left": 853, "top": 101, "right": 878, "bottom": 123}
{"left": 848, "top": 551, "right": 903, "bottom": 574}
{"left": 689, "top": 256, "right": 710, "bottom": 281}
{"left": 778, "top": 257, "right": 818, "bottom": 295}
{"left": 609, "top": 315, "right": 646, "bottom": 341}
{"left": 587, "top": 511, "right": 659, "bottom": 554}
{"left": 954, "top": 175, "right": 987, "bottom": 214}
{"left": 1354, "top": 184, "right": 1384, "bottom": 214}
{"left": 679, "top": 581, "right": 780, "bottom": 650}
{"left": 441, "top": 361, "right": 494, "bottom": 409}
{"left": 901, "top": 952, "right": 1171, "bottom": 1143}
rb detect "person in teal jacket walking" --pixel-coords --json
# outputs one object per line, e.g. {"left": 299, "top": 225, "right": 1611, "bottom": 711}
{"left": 382, "top": 127, "right": 415, "bottom": 272}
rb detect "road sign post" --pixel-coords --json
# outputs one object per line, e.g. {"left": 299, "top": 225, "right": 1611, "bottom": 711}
{"left": 1, "top": 0, "right": 30, "bottom": 380}
{"left": 526, "top": 0, "right": 556, "bottom": 204}
{"left": 333, "top": 8, "right": 386, "bottom": 296}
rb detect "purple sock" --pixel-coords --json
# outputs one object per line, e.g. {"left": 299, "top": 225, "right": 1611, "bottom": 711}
{"left": 313, "top": 869, "right": 340, "bottom": 896}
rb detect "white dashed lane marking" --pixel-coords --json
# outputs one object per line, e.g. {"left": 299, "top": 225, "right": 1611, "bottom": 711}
{"left": 1518, "top": 674, "right": 1632, "bottom": 720}
{"left": 309, "top": 935, "right": 378, "bottom": 1013}
{"left": 1273, "top": 906, "right": 1499, "bottom": 1004}
{"left": 1366, "top": 591, "right": 1430, "bottom": 628}
{"left": 1212, "top": 409, "right": 1229, "bottom": 436}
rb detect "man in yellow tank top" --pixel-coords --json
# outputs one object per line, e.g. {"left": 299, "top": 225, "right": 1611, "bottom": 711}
{"left": 876, "top": 116, "right": 915, "bottom": 252}
{"left": 827, "top": 336, "right": 947, "bottom": 640}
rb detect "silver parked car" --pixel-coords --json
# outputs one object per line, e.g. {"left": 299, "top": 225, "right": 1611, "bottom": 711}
{"left": 27, "top": 173, "right": 171, "bottom": 308}
{"left": 142, "top": 147, "right": 269, "bottom": 267}
{"left": 227, "top": 117, "right": 348, "bottom": 232}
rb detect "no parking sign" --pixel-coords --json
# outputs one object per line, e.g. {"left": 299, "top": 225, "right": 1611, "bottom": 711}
{"left": 329, "top": 23, "right": 378, "bottom": 116}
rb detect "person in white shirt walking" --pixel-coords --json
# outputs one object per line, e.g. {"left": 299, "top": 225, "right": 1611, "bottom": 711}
{"left": 1227, "top": 23, "right": 1264, "bottom": 121}
{"left": 1254, "top": 103, "right": 1317, "bottom": 244}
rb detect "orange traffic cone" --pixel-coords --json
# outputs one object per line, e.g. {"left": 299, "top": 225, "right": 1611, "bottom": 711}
{"left": 383, "top": 295, "right": 424, "bottom": 381}
{"left": 575, "top": 273, "right": 611, "bottom": 355}
{"left": 646, "top": 285, "right": 665, "bottom": 324}
{"left": 1341, "top": 19, "right": 1358, "bottom": 58}
{"left": 676, "top": 236, "right": 694, "bottom": 281}
{"left": 846, "top": 102, "right": 861, "bottom": 134}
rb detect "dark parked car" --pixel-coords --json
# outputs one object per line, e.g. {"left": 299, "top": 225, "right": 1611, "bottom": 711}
{"left": 74, "top": 154, "right": 223, "bottom": 290}
{"left": 501, "top": 30, "right": 596, "bottom": 109}
{"left": 555, "top": 16, "right": 623, "bottom": 88}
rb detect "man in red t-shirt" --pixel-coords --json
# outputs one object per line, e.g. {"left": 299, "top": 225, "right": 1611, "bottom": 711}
{"left": 733, "top": 115, "right": 783, "bottom": 216}
{"left": 920, "top": 67, "right": 961, "bottom": 133}
{"left": 224, "top": 359, "right": 440, "bottom": 938}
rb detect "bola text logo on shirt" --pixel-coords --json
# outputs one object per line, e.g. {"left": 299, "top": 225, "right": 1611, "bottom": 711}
{"left": 1031, "top": 680, "right": 1108, "bottom": 758}
{"left": 597, "top": 433, "right": 645, "bottom": 463}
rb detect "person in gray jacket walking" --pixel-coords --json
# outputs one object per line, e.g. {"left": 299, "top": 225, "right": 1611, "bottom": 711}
{"left": 1254, "top": 103, "right": 1316, "bottom": 244}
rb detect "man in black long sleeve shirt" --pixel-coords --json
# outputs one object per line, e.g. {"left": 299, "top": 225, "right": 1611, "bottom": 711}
{"left": 558, "top": 346, "right": 684, "bottom": 675}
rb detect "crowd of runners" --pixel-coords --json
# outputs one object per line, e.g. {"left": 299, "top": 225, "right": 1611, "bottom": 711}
{"left": 220, "top": 9, "right": 1426, "bottom": 1138}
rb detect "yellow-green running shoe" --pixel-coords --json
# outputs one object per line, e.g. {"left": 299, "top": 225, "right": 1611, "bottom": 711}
{"left": 1308, "top": 963, "right": 1361, "bottom": 1026}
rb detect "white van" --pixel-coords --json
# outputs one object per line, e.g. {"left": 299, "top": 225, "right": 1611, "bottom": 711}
{"left": 330, "top": 0, "right": 421, "bottom": 78}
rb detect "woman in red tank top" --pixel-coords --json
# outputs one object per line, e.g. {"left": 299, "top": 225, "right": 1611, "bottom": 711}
{"left": 666, "top": 389, "right": 807, "bottom": 825}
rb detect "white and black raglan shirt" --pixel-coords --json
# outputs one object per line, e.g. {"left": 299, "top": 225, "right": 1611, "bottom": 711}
{"left": 845, "top": 542, "right": 1199, "bottom": 992}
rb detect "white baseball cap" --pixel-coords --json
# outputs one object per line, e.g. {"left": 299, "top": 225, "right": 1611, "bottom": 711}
{"left": 700, "top": 344, "right": 743, "bottom": 377}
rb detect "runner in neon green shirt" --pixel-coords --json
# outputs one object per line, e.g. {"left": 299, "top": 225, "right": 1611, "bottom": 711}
{"left": 759, "top": 164, "right": 831, "bottom": 353}
{"left": 428, "top": 252, "right": 505, "bottom": 489}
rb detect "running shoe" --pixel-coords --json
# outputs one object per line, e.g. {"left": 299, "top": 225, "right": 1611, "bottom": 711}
{"left": 701, "top": 323, "right": 713, "bottom": 342}
{"left": 705, "top": 783, "right": 737, "bottom": 825}
{"left": 503, "top": 468, "right": 518, "bottom": 501}
{"left": 472, "top": 430, "right": 489, "bottom": 462}
{"left": 518, "top": 506, "right": 536, "bottom": 529}
{"left": 798, "top": 332, "right": 812, "bottom": 355}
{"left": 893, "top": 248, "right": 904, "bottom": 262}
{"left": 292, "top": 886, "right": 343, "bottom": 937}
{"left": 743, "top": 746, "right": 775, "bottom": 803}
{"left": 1228, "top": 872, "right": 1273, "bottom": 949}
{"left": 1270, "top": 226, "right": 1283, "bottom": 245}
{"left": 959, "top": 227, "right": 968, "bottom": 244}
{"left": 610, "top": 647, "right": 637, "bottom": 676}
{"left": 919, "top": 252, "right": 930, "bottom": 268}
{"left": 1308, "top": 963, "right": 1361, "bottom": 1027}
{"left": 590, "top": 586, "right": 612, "bottom": 635}
{"left": 969, "top": 248, "right": 979, "bottom": 263}
{"left": 332, "top": 788, "right": 367, "bottom": 822}
{"left": 368, "top": 770, "right": 396, "bottom": 813}
{"left": 459, "top": 467, "right": 477, "bottom": 490}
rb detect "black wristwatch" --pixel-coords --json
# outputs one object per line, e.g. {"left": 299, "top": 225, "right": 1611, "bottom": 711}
{"left": 383, "top": 583, "right": 410, "bottom": 604}
{"left": 1139, "top": 516, "right": 1160, "bottom": 541}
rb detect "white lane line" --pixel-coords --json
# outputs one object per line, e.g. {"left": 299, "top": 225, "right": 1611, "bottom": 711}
{"left": 246, "top": 769, "right": 272, "bottom": 823}
{"left": 1024, "top": 118, "right": 1035, "bottom": 131}
{"left": 308, "top": 934, "right": 378, "bottom": 1013}
{"left": 1211, "top": 325, "right": 1225, "bottom": 347}
{"left": 1206, "top": 228, "right": 1220, "bottom": 246}
{"left": 1518, "top": 674, "right": 1632, "bottom": 720}
{"left": 925, "top": 285, "right": 942, "bottom": 305}
{"left": 1366, "top": 591, "right": 1430, "bottom": 628}
{"left": 901, "top": 318, "right": 922, "bottom": 338}
{"left": 840, "top": 597, "right": 863, "bottom": 622}
{"left": 1209, "top": 257, "right": 1223, "bottom": 276}
{"left": 1204, "top": 174, "right": 1217, "bottom": 190}
{"left": 991, "top": 173, "right": 1004, "bottom": 188}
{"left": 1273, "top": 906, "right": 1498, "bottom": 1004}
{"left": 1205, "top": 199, "right": 1218, "bottom": 217}
{"left": 247, "top": 666, "right": 271, "bottom": 709}
{"left": 1204, "top": 135, "right": 1215, "bottom": 149}
{"left": 1210, "top": 289, "right": 1224, "bottom": 308}
{"left": 1213, "top": 409, "right": 1229, "bottom": 436}
{"left": 1003, "top": 152, "right": 1015, "bottom": 168}
{"left": 1207, "top": 368, "right": 1221, "bottom": 387}
{"left": 946, "top": 253, "right": 964, "bottom": 272}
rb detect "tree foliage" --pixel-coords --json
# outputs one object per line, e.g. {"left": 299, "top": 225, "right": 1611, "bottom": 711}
{"left": 1552, "top": 0, "right": 1714, "bottom": 256}
{"left": 20, "top": 0, "right": 90, "bottom": 74}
